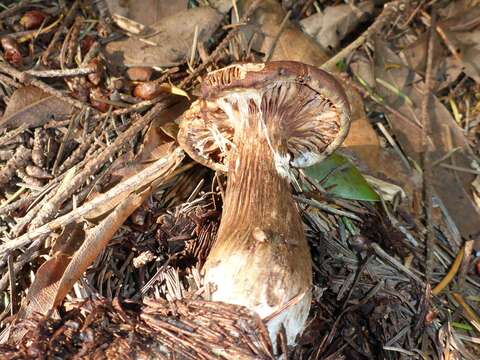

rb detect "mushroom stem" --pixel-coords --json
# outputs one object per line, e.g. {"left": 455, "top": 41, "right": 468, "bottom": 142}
{"left": 203, "top": 108, "right": 312, "bottom": 347}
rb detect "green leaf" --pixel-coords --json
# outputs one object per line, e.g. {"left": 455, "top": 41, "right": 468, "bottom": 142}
{"left": 335, "top": 58, "right": 348, "bottom": 72}
{"left": 304, "top": 153, "right": 380, "bottom": 202}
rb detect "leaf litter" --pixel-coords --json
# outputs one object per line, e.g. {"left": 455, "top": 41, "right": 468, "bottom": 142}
{"left": 0, "top": 0, "right": 479, "bottom": 359}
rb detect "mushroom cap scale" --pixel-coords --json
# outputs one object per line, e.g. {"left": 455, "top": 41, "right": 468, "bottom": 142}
{"left": 178, "top": 61, "right": 351, "bottom": 174}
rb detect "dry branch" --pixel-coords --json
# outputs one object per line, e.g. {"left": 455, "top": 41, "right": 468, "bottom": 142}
{"left": 0, "top": 147, "right": 184, "bottom": 258}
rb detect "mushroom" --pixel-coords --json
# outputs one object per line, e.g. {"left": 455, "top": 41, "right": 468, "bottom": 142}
{"left": 178, "top": 61, "right": 351, "bottom": 349}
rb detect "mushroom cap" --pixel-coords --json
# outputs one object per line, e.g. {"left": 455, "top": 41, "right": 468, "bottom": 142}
{"left": 178, "top": 61, "right": 351, "bottom": 172}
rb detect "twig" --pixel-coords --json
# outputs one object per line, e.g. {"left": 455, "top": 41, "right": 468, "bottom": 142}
{"left": 0, "top": 1, "right": 28, "bottom": 21}
{"left": 80, "top": 41, "right": 101, "bottom": 67}
{"left": 294, "top": 196, "right": 362, "bottom": 221}
{"left": 0, "top": 124, "right": 27, "bottom": 147}
{"left": 95, "top": 96, "right": 165, "bottom": 119}
{"left": 321, "top": 0, "right": 409, "bottom": 72}
{"left": 24, "top": 67, "right": 96, "bottom": 78}
{"left": 0, "top": 188, "right": 29, "bottom": 215}
{"left": 10, "top": 179, "right": 60, "bottom": 237}
{"left": 457, "top": 240, "right": 474, "bottom": 290}
{"left": 52, "top": 110, "right": 81, "bottom": 175}
{"left": 41, "top": 1, "right": 79, "bottom": 64}
{"left": 178, "top": 0, "right": 262, "bottom": 89}
{"left": 63, "top": 16, "right": 83, "bottom": 67}
{"left": 420, "top": 10, "right": 462, "bottom": 63}
{"left": 188, "top": 25, "right": 199, "bottom": 71}
{"left": 0, "top": 148, "right": 185, "bottom": 258}
{"left": 452, "top": 293, "right": 480, "bottom": 332}
{"left": 340, "top": 73, "right": 422, "bottom": 130}
{"left": 375, "top": 122, "right": 411, "bottom": 169}
{"left": 0, "top": 73, "right": 21, "bottom": 88}
{"left": 432, "top": 246, "right": 464, "bottom": 296}
{"left": 28, "top": 101, "right": 170, "bottom": 231}
{"left": 0, "top": 58, "right": 95, "bottom": 113}
{"left": 421, "top": 11, "right": 436, "bottom": 287}
{"left": 371, "top": 243, "right": 424, "bottom": 285}
{"left": 7, "top": 255, "right": 16, "bottom": 315}
{"left": 439, "top": 163, "right": 480, "bottom": 175}
{"left": 264, "top": 10, "right": 291, "bottom": 62}
{"left": 0, "top": 238, "right": 43, "bottom": 292}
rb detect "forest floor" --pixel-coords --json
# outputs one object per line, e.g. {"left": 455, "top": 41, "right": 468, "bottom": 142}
{"left": 0, "top": 0, "right": 479, "bottom": 359}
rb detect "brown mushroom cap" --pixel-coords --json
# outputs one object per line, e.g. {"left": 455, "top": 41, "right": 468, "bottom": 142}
{"left": 178, "top": 61, "right": 351, "bottom": 173}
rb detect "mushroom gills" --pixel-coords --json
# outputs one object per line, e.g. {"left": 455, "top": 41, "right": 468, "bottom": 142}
{"left": 216, "top": 88, "right": 293, "bottom": 179}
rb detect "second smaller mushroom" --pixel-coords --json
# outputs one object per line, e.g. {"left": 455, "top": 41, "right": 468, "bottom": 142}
{"left": 178, "top": 61, "right": 351, "bottom": 349}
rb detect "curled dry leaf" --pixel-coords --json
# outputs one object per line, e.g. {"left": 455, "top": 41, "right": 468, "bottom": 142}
{"left": 105, "top": 7, "right": 223, "bottom": 67}
{"left": 8, "top": 223, "right": 85, "bottom": 343}
{"left": 52, "top": 189, "right": 150, "bottom": 307}
{"left": 0, "top": 86, "right": 74, "bottom": 129}
{"left": 300, "top": 1, "right": 374, "bottom": 51}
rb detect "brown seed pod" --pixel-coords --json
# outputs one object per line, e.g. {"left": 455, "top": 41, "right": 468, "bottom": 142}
{"left": 127, "top": 67, "right": 154, "bottom": 82}
{"left": 86, "top": 57, "right": 103, "bottom": 85}
{"left": 20, "top": 10, "right": 48, "bottom": 30}
{"left": 132, "top": 81, "right": 163, "bottom": 100}
{"left": 81, "top": 35, "right": 96, "bottom": 55}
{"left": 89, "top": 87, "right": 110, "bottom": 112}
{"left": 1, "top": 37, "right": 22, "bottom": 66}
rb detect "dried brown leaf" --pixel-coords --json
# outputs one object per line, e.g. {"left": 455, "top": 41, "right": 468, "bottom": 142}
{"left": 105, "top": 7, "right": 223, "bottom": 67}
{"left": 9, "top": 191, "right": 149, "bottom": 344}
{"left": 446, "top": 29, "right": 480, "bottom": 83}
{"left": 402, "top": 4, "right": 480, "bottom": 86}
{"left": 85, "top": 142, "right": 180, "bottom": 219}
{"left": 300, "top": 1, "right": 374, "bottom": 51}
{"left": 238, "top": 0, "right": 330, "bottom": 65}
{"left": 0, "top": 86, "right": 74, "bottom": 129}
{"left": 9, "top": 224, "right": 85, "bottom": 343}
{"left": 53, "top": 189, "right": 150, "bottom": 306}
{"left": 373, "top": 39, "right": 480, "bottom": 239}
{"left": 342, "top": 87, "right": 422, "bottom": 212}
{"left": 106, "top": 0, "right": 187, "bottom": 26}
